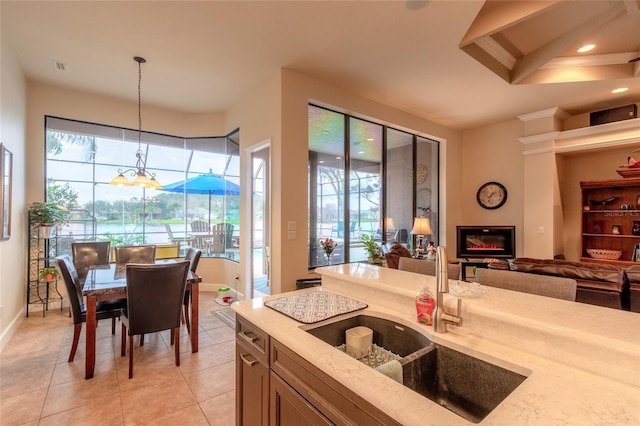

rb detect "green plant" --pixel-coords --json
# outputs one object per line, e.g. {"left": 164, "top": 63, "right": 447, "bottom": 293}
{"left": 39, "top": 267, "right": 59, "bottom": 282}
{"left": 361, "top": 234, "right": 383, "bottom": 265}
{"left": 28, "top": 202, "right": 66, "bottom": 226}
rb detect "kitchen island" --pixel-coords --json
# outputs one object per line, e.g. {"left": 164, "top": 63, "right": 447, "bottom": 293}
{"left": 232, "top": 263, "right": 640, "bottom": 425}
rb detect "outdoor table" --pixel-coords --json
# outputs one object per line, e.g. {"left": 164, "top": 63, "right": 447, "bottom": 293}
{"left": 82, "top": 261, "right": 201, "bottom": 379}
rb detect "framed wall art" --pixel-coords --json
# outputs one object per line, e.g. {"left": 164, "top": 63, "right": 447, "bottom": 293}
{"left": 0, "top": 143, "right": 13, "bottom": 241}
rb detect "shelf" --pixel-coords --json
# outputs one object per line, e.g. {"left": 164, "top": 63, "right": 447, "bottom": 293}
{"left": 582, "top": 210, "right": 640, "bottom": 215}
{"left": 581, "top": 257, "right": 639, "bottom": 267}
{"left": 582, "top": 233, "right": 640, "bottom": 238}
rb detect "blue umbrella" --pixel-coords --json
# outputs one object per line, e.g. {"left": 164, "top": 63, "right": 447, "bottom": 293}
{"left": 161, "top": 169, "right": 240, "bottom": 227}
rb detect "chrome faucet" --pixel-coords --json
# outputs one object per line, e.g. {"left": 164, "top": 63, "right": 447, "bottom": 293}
{"left": 433, "top": 246, "right": 463, "bottom": 333}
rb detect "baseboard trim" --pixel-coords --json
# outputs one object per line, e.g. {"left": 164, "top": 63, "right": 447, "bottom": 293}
{"left": 0, "top": 307, "right": 25, "bottom": 352}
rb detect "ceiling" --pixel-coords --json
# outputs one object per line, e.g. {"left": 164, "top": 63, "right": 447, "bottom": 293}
{"left": 2, "top": 0, "right": 639, "bottom": 130}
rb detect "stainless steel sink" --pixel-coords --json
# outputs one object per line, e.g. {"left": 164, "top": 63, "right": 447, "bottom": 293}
{"left": 305, "top": 314, "right": 528, "bottom": 423}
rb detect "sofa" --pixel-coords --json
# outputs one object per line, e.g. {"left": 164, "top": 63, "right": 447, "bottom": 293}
{"left": 623, "top": 265, "right": 640, "bottom": 313}
{"left": 508, "top": 258, "right": 627, "bottom": 310}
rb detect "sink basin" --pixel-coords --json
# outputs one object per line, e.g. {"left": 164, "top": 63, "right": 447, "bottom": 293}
{"left": 305, "top": 314, "right": 528, "bottom": 423}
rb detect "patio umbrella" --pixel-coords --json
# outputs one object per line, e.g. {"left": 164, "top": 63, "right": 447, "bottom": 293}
{"left": 161, "top": 169, "right": 240, "bottom": 227}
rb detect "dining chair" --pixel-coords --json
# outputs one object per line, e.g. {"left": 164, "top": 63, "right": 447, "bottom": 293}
{"left": 182, "top": 247, "right": 201, "bottom": 333}
{"left": 71, "top": 241, "right": 111, "bottom": 281}
{"left": 54, "top": 255, "right": 123, "bottom": 362}
{"left": 114, "top": 245, "right": 156, "bottom": 266}
{"left": 120, "top": 261, "right": 190, "bottom": 378}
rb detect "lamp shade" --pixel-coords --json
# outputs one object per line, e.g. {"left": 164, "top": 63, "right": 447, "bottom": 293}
{"left": 109, "top": 173, "right": 131, "bottom": 187}
{"left": 411, "top": 217, "right": 433, "bottom": 236}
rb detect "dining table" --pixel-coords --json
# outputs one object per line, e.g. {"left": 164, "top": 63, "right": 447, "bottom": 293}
{"left": 81, "top": 261, "right": 201, "bottom": 379}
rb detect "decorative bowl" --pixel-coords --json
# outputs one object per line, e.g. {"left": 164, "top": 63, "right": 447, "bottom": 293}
{"left": 586, "top": 248, "right": 622, "bottom": 260}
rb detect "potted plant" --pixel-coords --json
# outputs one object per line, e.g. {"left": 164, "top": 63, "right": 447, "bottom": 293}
{"left": 361, "top": 234, "right": 383, "bottom": 265}
{"left": 39, "top": 267, "right": 60, "bottom": 282}
{"left": 28, "top": 202, "right": 66, "bottom": 238}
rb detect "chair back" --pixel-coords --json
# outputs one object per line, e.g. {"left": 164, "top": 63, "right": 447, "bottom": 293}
{"left": 190, "top": 220, "right": 209, "bottom": 232}
{"left": 393, "top": 229, "right": 409, "bottom": 244}
{"left": 475, "top": 268, "right": 577, "bottom": 301}
{"left": 54, "top": 255, "right": 84, "bottom": 324}
{"left": 125, "top": 261, "right": 190, "bottom": 335}
{"left": 72, "top": 241, "right": 111, "bottom": 281}
{"left": 398, "top": 257, "right": 461, "bottom": 279}
{"left": 115, "top": 245, "right": 156, "bottom": 266}
{"left": 210, "top": 223, "right": 226, "bottom": 254}
{"left": 184, "top": 247, "right": 201, "bottom": 272}
{"left": 165, "top": 224, "right": 175, "bottom": 239}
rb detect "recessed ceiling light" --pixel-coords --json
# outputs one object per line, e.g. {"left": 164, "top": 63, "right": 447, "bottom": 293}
{"left": 323, "top": 131, "right": 330, "bottom": 135}
{"left": 612, "top": 87, "right": 628, "bottom": 94}
{"left": 336, "top": 156, "right": 342, "bottom": 160}
{"left": 319, "top": 160, "right": 325, "bottom": 164}
{"left": 577, "top": 44, "right": 595, "bottom": 53}
{"left": 366, "top": 138, "right": 374, "bottom": 141}
{"left": 358, "top": 151, "right": 365, "bottom": 154}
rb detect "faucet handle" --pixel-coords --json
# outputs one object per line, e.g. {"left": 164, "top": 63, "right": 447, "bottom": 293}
{"left": 452, "top": 298, "right": 463, "bottom": 327}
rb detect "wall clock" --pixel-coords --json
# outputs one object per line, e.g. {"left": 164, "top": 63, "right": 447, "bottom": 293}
{"left": 476, "top": 181, "right": 507, "bottom": 210}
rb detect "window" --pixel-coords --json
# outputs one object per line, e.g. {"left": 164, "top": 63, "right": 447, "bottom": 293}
{"left": 45, "top": 117, "right": 240, "bottom": 260}
{"left": 308, "top": 105, "right": 439, "bottom": 268}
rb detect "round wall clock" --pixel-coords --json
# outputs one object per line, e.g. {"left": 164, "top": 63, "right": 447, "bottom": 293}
{"left": 476, "top": 181, "right": 507, "bottom": 210}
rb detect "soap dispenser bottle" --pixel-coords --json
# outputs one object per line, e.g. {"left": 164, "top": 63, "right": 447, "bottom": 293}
{"left": 416, "top": 281, "right": 435, "bottom": 326}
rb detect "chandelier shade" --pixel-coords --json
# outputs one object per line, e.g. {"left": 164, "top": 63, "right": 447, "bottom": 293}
{"left": 109, "top": 56, "right": 161, "bottom": 189}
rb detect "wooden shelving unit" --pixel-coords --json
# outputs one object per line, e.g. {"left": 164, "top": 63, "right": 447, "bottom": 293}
{"left": 581, "top": 177, "right": 640, "bottom": 266}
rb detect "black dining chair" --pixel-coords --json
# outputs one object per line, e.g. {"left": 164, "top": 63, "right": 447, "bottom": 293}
{"left": 182, "top": 247, "right": 201, "bottom": 333}
{"left": 114, "top": 245, "right": 156, "bottom": 266}
{"left": 120, "top": 261, "right": 190, "bottom": 378}
{"left": 54, "top": 255, "right": 123, "bottom": 362}
{"left": 71, "top": 241, "right": 111, "bottom": 281}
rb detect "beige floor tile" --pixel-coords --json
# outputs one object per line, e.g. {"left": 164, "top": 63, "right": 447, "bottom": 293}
{"left": 208, "top": 327, "right": 236, "bottom": 344}
{"left": 0, "top": 363, "right": 53, "bottom": 399}
{"left": 41, "top": 372, "right": 120, "bottom": 418}
{"left": 116, "top": 356, "right": 184, "bottom": 393}
{"left": 182, "top": 360, "right": 235, "bottom": 402}
{"left": 50, "top": 351, "right": 117, "bottom": 386}
{"left": 120, "top": 374, "right": 197, "bottom": 425}
{"left": 37, "top": 394, "right": 124, "bottom": 426}
{"left": 139, "top": 403, "right": 210, "bottom": 425}
{"left": 177, "top": 343, "right": 232, "bottom": 373}
{"left": 200, "top": 390, "right": 236, "bottom": 426}
{"left": 0, "top": 387, "right": 47, "bottom": 426}
{"left": 0, "top": 348, "right": 59, "bottom": 376}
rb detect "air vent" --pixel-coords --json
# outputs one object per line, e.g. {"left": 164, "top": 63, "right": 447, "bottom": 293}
{"left": 52, "top": 60, "right": 68, "bottom": 71}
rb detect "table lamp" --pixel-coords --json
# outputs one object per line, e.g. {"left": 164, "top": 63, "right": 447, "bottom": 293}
{"left": 411, "top": 217, "right": 433, "bottom": 258}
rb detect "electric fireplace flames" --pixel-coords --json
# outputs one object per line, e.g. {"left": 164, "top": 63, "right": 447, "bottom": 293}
{"left": 456, "top": 226, "right": 516, "bottom": 259}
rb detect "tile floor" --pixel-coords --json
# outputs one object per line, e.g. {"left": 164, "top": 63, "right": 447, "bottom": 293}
{"left": 0, "top": 293, "right": 236, "bottom": 425}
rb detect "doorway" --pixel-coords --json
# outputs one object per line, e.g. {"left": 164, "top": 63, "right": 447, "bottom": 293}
{"left": 251, "top": 146, "right": 270, "bottom": 297}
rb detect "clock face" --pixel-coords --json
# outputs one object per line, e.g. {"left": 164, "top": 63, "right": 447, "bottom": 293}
{"left": 477, "top": 182, "right": 507, "bottom": 209}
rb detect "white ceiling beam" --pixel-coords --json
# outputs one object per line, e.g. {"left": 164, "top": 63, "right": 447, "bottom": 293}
{"left": 511, "top": 5, "right": 626, "bottom": 84}
{"left": 541, "top": 52, "right": 638, "bottom": 68}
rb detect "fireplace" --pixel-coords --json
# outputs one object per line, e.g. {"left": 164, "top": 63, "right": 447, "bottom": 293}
{"left": 456, "top": 226, "right": 516, "bottom": 259}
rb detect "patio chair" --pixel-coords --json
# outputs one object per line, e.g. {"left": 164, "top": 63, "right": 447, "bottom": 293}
{"left": 190, "top": 220, "right": 211, "bottom": 249}
{"left": 208, "top": 223, "right": 235, "bottom": 256}
{"left": 165, "top": 224, "right": 195, "bottom": 254}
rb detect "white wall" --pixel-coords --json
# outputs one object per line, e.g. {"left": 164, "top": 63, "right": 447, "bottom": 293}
{"left": 0, "top": 35, "right": 28, "bottom": 349}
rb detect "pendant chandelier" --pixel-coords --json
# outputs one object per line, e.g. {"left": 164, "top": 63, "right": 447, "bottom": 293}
{"left": 109, "top": 56, "right": 162, "bottom": 189}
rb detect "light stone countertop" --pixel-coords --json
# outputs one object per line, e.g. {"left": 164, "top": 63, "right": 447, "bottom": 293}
{"left": 232, "top": 263, "right": 640, "bottom": 426}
